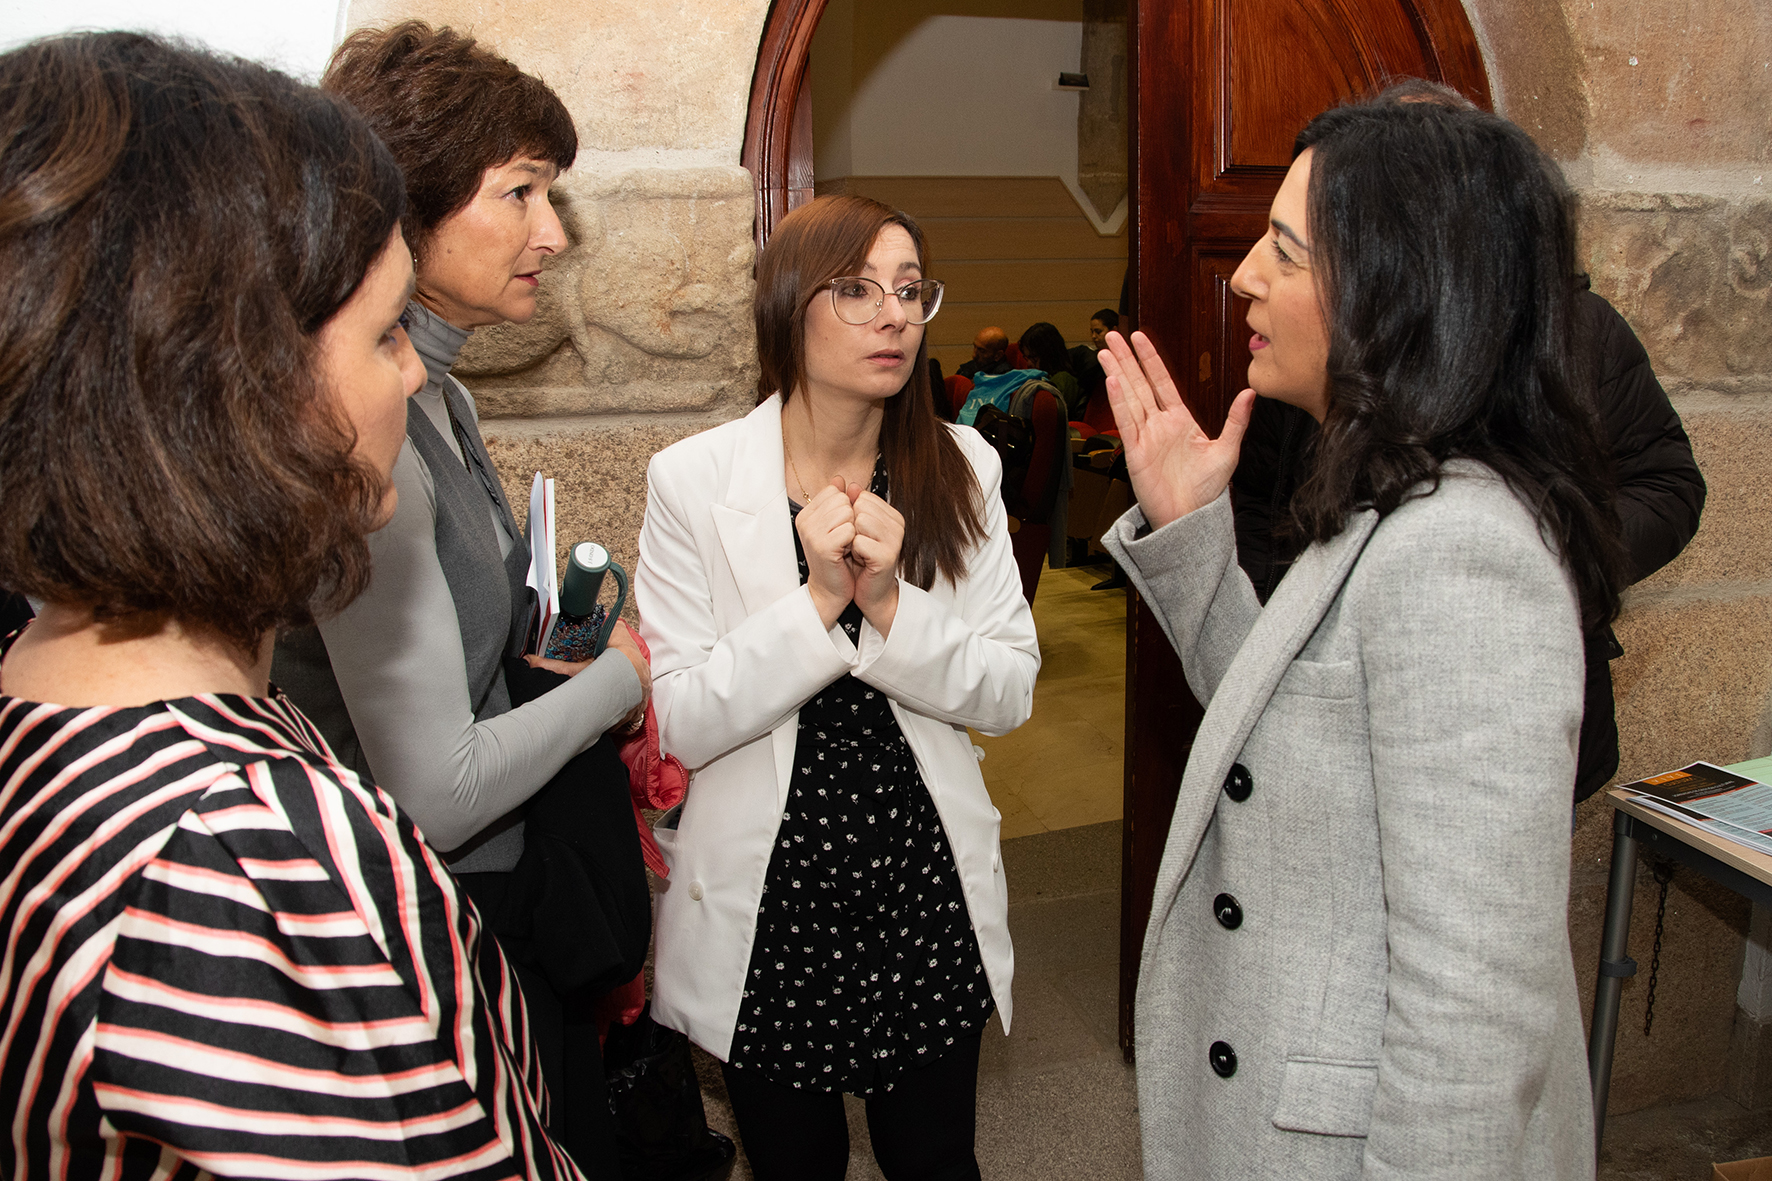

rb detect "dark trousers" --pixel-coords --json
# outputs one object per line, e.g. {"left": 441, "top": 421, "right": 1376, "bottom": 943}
{"left": 456, "top": 870, "right": 621, "bottom": 1180}
{"left": 721, "top": 1034, "right": 984, "bottom": 1181}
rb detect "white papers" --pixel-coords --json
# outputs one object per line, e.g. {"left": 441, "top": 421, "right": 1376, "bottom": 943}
{"left": 525, "top": 472, "right": 558, "bottom": 655}
{"left": 1622, "top": 761, "right": 1772, "bottom": 858}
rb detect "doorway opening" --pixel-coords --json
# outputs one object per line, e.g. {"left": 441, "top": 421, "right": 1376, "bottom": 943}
{"left": 807, "top": 0, "right": 1134, "bottom": 841}
{"left": 744, "top": 0, "right": 1493, "bottom": 1059}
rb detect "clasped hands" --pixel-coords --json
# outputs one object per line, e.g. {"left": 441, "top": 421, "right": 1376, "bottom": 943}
{"left": 796, "top": 475, "right": 904, "bottom": 637}
{"left": 1098, "top": 330, "right": 1257, "bottom": 530}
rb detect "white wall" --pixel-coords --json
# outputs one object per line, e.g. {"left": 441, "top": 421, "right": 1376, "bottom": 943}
{"left": 0, "top": 0, "right": 344, "bottom": 80}
{"left": 816, "top": 9, "right": 1082, "bottom": 184}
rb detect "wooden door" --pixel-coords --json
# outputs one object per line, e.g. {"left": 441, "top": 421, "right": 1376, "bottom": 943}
{"left": 1117, "top": 0, "right": 1491, "bottom": 1056}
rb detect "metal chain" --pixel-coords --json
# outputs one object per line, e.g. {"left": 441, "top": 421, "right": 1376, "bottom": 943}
{"left": 1643, "top": 860, "right": 1675, "bottom": 1036}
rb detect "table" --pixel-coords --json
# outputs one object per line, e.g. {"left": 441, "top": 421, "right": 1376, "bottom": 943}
{"left": 1588, "top": 755, "right": 1772, "bottom": 1146}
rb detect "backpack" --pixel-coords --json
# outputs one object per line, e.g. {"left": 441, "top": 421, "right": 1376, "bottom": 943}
{"left": 970, "top": 376, "right": 1063, "bottom": 521}
{"left": 956, "top": 368, "right": 1045, "bottom": 426}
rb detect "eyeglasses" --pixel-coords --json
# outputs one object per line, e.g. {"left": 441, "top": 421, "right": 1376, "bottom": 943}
{"left": 825, "top": 276, "right": 945, "bottom": 326}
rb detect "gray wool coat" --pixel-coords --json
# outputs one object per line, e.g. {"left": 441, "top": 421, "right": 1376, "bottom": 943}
{"left": 1105, "top": 463, "right": 1596, "bottom": 1180}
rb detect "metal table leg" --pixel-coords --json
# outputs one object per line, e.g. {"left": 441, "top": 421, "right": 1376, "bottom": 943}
{"left": 1588, "top": 807, "right": 1640, "bottom": 1147}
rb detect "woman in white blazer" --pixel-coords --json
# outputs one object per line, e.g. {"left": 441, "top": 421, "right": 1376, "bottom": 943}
{"left": 1099, "top": 99, "right": 1626, "bottom": 1178}
{"left": 637, "top": 195, "right": 1038, "bottom": 1180}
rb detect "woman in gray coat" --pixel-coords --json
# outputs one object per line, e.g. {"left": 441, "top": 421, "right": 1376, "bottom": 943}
{"left": 1100, "top": 99, "right": 1625, "bottom": 1178}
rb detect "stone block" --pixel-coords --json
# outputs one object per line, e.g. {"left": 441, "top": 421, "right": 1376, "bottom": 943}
{"left": 482, "top": 416, "right": 717, "bottom": 622}
{"left": 1464, "top": 0, "right": 1588, "bottom": 159}
{"left": 1558, "top": 0, "right": 1772, "bottom": 168}
{"left": 1636, "top": 399, "right": 1772, "bottom": 589}
{"left": 1581, "top": 195, "right": 1772, "bottom": 382}
{"left": 1572, "top": 590, "right": 1772, "bottom": 866}
{"left": 454, "top": 167, "right": 760, "bottom": 419}
{"left": 344, "top": 0, "right": 774, "bottom": 152}
{"left": 1727, "top": 1007, "right": 1772, "bottom": 1111}
{"left": 1609, "top": 591, "right": 1772, "bottom": 790}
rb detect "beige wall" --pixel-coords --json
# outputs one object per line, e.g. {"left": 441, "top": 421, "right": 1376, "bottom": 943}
{"left": 345, "top": 0, "right": 1772, "bottom": 1114}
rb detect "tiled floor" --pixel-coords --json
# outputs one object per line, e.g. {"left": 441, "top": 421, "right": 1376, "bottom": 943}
{"left": 972, "top": 560, "right": 1128, "bottom": 839}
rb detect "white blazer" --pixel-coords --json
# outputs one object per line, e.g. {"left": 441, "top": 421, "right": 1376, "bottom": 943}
{"left": 636, "top": 395, "right": 1039, "bottom": 1060}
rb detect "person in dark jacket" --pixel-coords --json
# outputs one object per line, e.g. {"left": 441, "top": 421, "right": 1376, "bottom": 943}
{"left": 1230, "top": 281, "right": 1705, "bottom": 801}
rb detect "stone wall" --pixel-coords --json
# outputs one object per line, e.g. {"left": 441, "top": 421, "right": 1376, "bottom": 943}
{"left": 1466, "top": 0, "right": 1772, "bottom": 1116}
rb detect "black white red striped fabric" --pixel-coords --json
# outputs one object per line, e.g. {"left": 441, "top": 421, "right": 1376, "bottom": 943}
{"left": 0, "top": 690, "right": 584, "bottom": 1181}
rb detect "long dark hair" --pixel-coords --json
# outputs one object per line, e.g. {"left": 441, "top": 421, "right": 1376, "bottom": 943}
{"left": 0, "top": 33, "right": 405, "bottom": 651}
{"left": 1287, "top": 99, "right": 1625, "bottom": 630}
{"left": 754, "top": 195, "right": 985, "bottom": 589}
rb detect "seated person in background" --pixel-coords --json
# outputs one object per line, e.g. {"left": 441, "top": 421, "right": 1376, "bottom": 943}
{"left": 957, "top": 324, "right": 1011, "bottom": 378}
{"left": 0, "top": 32, "right": 579, "bottom": 1181}
{"left": 1018, "top": 321, "right": 1083, "bottom": 417}
{"left": 1230, "top": 78, "right": 1705, "bottom": 805}
{"left": 1070, "top": 306, "right": 1119, "bottom": 392}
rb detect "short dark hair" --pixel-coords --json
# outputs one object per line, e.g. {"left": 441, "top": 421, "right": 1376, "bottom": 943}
{"left": 755, "top": 195, "right": 985, "bottom": 589}
{"left": 0, "top": 33, "right": 405, "bottom": 651}
{"left": 1017, "top": 322, "right": 1073, "bottom": 375}
{"left": 323, "top": 22, "right": 576, "bottom": 258}
{"left": 1287, "top": 98, "right": 1625, "bottom": 631}
{"left": 1090, "top": 308, "right": 1120, "bottom": 329}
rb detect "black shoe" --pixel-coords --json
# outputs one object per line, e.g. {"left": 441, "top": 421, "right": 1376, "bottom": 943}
{"left": 1091, "top": 572, "right": 1127, "bottom": 590}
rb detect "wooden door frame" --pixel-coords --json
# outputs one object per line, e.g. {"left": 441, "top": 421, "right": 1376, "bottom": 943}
{"left": 742, "top": 0, "right": 827, "bottom": 261}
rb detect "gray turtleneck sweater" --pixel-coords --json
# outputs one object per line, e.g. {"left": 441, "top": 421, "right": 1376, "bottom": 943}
{"left": 307, "top": 300, "right": 641, "bottom": 871}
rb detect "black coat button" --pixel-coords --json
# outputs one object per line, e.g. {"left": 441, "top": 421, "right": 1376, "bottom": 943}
{"left": 1223, "top": 763, "right": 1253, "bottom": 802}
{"left": 1214, "top": 893, "right": 1243, "bottom": 929}
{"left": 1209, "top": 1040, "right": 1238, "bottom": 1077}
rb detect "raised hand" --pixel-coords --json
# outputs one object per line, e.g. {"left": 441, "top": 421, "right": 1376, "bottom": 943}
{"left": 796, "top": 475, "right": 858, "bottom": 628}
{"left": 1099, "top": 330, "right": 1256, "bottom": 530}
{"left": 849, "top": 487, "right": 904, "bottom": 636}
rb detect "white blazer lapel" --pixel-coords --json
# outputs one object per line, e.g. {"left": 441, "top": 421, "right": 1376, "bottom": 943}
{"left": 707, "top": 396, "right": 807, "bottom": 807}
{"left": 710, "top": 396, "right": 801, "bottom": 620}
{"left": 1142, "top": 509, "right": 1382, "bottom": 953}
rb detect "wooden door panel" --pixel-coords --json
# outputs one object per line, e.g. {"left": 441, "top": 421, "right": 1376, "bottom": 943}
{"left": 1224, "top": 0, "right": 1365, "bottom": 174}
{"left": 1192, "top": 249, "right": 1255, "bottom": 432}
{"left": 1121, "top": 0, "right": 1490, "bottom": 1058}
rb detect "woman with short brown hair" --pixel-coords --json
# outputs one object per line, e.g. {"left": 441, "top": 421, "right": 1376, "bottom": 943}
{"left": 0, "top": 31, "right": 580, "bottom": 1181}
{"left": 638, "top": 194, "right": 1039, "bottom": 1180}
{"left": 271, "top": 24, "right": 650, "bottom": 1176}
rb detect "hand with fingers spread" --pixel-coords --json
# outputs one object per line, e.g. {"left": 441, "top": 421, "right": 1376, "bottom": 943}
{"left": 797, "top": 475, "right": 859, "bottom": 628}
{"left": 1099, "top": 330, "right": 1257, "bottom": 530}
{"left": 849, "top": 487, "right": 905, "bottom": 636}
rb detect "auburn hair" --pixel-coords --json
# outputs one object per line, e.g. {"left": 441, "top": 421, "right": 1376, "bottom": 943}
{"left": 755, "top": 195, "right": 986, "bottom": 589}
{"left": 0, "top": 32, "right": 404, "bottom": 651}
{"left": 323, "top": 22, "right": 577, "bottom": 259}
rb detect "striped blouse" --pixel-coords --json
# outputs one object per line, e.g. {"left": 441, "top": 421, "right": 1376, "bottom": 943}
{"left": 0, "top": 690, "right": 583, "bottom": 1181}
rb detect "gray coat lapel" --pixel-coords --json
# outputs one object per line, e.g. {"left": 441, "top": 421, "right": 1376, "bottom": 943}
{"left": 1142, "top": 509, "right": 1382, "bottom": 955}
{"left": 710, "top": 396, "right": 801, "bottom": 619}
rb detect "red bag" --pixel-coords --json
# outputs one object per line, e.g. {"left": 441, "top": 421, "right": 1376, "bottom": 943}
{"left": 614, "top": 626, "right": 687, "bottom": 879}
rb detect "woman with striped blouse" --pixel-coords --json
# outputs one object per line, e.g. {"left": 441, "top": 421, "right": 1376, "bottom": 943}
{"left": 0, "top": 34, "right": 583, "bottom": 1181}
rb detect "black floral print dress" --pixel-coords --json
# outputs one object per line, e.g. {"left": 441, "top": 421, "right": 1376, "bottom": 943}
{"left": 725, "top": 468, "right": 996, "bottom": 1095}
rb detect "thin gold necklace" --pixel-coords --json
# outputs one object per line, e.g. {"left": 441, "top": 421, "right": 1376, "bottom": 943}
{"left": 783, "top": 425, "right": 814, "bottom": 504}
{"left": 783, "top": 424, "right": 878, "bottom": 505}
